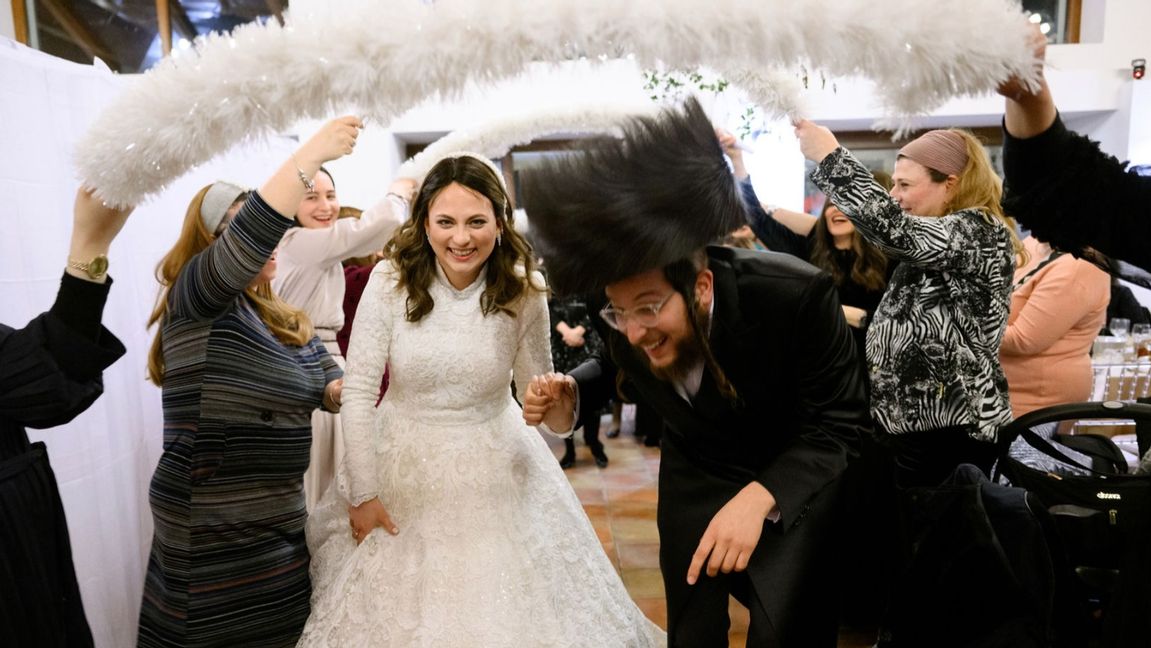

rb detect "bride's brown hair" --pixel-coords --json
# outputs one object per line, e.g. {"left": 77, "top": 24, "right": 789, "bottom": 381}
{"left": 383, "top": 155, "right": 543, "bottom": 322}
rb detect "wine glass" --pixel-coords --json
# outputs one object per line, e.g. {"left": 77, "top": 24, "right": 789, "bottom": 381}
{"left": 1110, "top": 317, "right": 1131, "bottom": 338}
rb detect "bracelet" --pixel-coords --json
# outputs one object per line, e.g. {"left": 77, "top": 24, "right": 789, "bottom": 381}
{"left": 386, "top": 191, "right": 411, "bottom": 203}
{"left": 292, "top": 155, "right": 315, "bottom": 192}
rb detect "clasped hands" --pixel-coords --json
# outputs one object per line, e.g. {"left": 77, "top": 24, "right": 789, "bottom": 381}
{"left": 521, "top": 373, "right": 576, "bottom": 433}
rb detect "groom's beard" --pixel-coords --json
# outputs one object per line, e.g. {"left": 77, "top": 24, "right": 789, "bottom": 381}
{"left": 635, "top": 307, "right": 709, "bottom": 385}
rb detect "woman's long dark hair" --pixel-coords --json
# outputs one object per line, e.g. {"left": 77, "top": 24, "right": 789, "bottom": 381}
{"left": 383, "top": 155, "right": 542, "bottom": 322}
{"left": 809, "top": 171, "right": 891, "bottom": 293}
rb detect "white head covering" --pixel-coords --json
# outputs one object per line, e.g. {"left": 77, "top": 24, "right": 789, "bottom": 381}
{"left": 439, "top": 151, "right": 507, "bottom": 190}
{"left": 200, "top": 181, "right": 248, "bottom": 234}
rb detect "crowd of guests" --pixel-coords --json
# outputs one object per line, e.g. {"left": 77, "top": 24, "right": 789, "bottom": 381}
{"left": 4, "top": 22, "right": 1151, "bottom": 648}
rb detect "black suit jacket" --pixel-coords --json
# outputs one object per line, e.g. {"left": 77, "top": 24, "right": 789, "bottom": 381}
{"left": 571, "top": 246, "right": 869, "bottom": 642}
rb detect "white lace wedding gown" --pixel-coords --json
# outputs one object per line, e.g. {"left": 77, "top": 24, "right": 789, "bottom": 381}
{"left": 297, "top": 264, "right": 665, "bottom": 648}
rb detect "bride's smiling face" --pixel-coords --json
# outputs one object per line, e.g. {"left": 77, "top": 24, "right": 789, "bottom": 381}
{"left": 424, "top": 182, "right": 501, "bottom": 290}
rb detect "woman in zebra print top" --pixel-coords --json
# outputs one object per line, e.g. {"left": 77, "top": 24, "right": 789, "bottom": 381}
{"left": 795, "top": 121, "right": 1023, "bottom": 487}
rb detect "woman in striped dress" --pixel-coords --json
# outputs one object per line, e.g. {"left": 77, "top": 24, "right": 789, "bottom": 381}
{"left": 138, "top": 117, "right": 358, "bottom": 647}
{"left": 795, "top": 121, "right": 1023, "bottom": 488}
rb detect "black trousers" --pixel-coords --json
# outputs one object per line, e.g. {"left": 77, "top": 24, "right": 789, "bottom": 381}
{"left": 878, "top": 425, "right": 1000, "bottom": 488}
{"left": 0, "top": 443, "right": 93, "bottom": 647}
{"left": 666, "top": 569, "right": 779, "bottom": 648}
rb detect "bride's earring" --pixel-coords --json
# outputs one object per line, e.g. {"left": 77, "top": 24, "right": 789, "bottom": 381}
{"left": 496, "top": 231, "right": 502, "bottom": 246}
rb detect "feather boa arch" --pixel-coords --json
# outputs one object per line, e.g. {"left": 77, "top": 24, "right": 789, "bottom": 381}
{"left": 76, "top": 0, "right": 1038, "bottom": 206}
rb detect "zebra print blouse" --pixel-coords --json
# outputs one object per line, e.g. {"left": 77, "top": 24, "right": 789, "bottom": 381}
{"left": 811, "top": 147, "right": 1014, "bottom": 442}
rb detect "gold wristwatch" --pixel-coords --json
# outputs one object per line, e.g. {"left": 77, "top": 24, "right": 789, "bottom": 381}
{"left": 68, "top": 254, "right": 109, "bottom": 281}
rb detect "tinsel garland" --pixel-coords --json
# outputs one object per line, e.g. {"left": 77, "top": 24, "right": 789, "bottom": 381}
{"left": 75, "top": 0, "right": 1038, "bottom": 206}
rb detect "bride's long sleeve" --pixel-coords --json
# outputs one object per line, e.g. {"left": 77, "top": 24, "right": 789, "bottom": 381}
{"left": 512, "top": 271, "right": 554, "bottom": 403}
{"left": 339, "top": 263, "right": 397, "bottom": 506}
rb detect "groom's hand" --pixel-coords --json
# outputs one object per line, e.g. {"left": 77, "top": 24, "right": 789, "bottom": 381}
{"left": 522, "top": 373, "right": 575, "bottom": 431}
{"left": 349, "top": 497, "right": 397, "bottom": 544}
{"left": 686, "top": 482, "right": 776, "bottom": 584}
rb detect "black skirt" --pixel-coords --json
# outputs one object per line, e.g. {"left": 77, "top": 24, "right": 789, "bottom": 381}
{"left": 0, "top": 441, "right": 93, "bottom": 647}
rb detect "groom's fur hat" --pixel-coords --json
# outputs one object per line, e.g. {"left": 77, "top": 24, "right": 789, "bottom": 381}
{"left": 520, "top": 97, "right": 746, "bottom": 296}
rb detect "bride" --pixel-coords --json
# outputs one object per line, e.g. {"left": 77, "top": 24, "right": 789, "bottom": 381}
{"left": 297, "top": 153, "right": 664, "bottom": 647}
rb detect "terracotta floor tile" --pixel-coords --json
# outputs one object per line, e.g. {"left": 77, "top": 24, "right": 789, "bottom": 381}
{"left": 621, "top": 567, "right": 666, "bottom": 598}
{"left": 728, "top": 596, "right": 750, "bottom": 632}
{"left": 610, "top": 517, "right": 662, "bottom": 543}
{"left": 616, "top": 542, "right": 661, "bottom": 569}
{"left": 573, "top": 486, "right": 605, "bottom": 504}
{"left": 609, "top": 502, "right": 659, "bottom": 520}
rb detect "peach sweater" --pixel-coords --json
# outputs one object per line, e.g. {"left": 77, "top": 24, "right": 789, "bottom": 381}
{"left": 1000, "top": 237, "right": 1110, "bottom": 417}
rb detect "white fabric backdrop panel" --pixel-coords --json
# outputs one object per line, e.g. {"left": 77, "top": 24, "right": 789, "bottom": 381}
{"left": 0, "top": 37, "right": 292, "bottom": 647}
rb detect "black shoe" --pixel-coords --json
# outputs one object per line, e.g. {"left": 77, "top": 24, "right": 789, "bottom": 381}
{"left": 643, "top": 435, "right": 660, "bottom": 448}
{"left": 605, "top": 424, "right": 621, "bottom": 439}
{"left": 559, "top": 440, "right": 576, "bottom": 469}
{"left": 590, "top": 446, "right": 609, "bottom": 468}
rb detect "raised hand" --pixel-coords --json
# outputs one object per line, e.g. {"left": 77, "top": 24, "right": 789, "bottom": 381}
{"left": 261, "top": 116, "right": 363, "bottom": 216}
{"left": 716, "top": 128, "right": 749, "bottom": 180}
{"left": 67, "top": 187, "right": 134, "bottom": 283}
{"left": 997, "top": 22, "right": 1048, "bottom": 101}
{"left": 793, "top": 119, "right": 839, "bottom": 164}
{"left": 296, "top": 115, "right": 364, "bottom": 168}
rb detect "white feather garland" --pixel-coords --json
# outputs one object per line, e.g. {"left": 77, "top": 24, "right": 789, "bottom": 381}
{"left": 75, "top": 0, "right": 1039, "bottom": 206}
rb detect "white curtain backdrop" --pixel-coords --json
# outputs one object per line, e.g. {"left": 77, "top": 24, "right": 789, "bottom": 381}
{"left": 0, "top": 37, "right": 291, "bottom": 647}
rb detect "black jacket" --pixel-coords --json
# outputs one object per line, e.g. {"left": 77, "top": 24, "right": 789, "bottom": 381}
{"left": 571, "top": 246, "right": 869, "bottom": 643}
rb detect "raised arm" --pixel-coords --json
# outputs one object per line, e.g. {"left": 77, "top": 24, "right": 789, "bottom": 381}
{"left": 1, "top": 188, "right": 133, "bottom": 429}
{"left": 171, "top": 117, "right": 364, "bottom": 320}
{"left": 999, "top": 27, "right": 1151, "bottom": 270}
{"left": 999, "top": 23, "right": 1057, "bottom": 140}
{"left": 797, "top": 120, "right": 1005, "bottom": 272}
{"left": 718, "top": 128, "right": 814, "bottom": 255}
{"left": 280, "top": 177, "right": 415, "bottom": 267}
{"left": 737, "top": 177, "right": 810, "bottom": 258}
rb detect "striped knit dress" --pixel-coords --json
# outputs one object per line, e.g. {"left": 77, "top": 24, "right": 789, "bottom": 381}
{"left": 138, "top": 193, "right": 342, "bottom": 647}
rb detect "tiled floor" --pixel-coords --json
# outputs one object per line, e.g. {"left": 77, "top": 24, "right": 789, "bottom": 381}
{"left": 546, "top": 416, "right": 876, "bottom": 648}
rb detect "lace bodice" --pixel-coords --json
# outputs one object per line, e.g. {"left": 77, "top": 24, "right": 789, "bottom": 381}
{"left": 340, "top": 262, "right": 552, "bottom": 505}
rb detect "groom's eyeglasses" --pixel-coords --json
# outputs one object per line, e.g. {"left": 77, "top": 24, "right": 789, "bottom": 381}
{"left": 599, "top": 294, "right": 674, "bottom": 332}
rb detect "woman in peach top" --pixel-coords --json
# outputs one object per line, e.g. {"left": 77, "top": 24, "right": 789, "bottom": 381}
{"left": 1000, "top": 235, "right": 1110, "bottom": 417}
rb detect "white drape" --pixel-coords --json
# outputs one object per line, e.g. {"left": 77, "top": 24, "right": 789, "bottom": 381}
{"left": 0, "top": 37, "right": 291, "bottom": 647}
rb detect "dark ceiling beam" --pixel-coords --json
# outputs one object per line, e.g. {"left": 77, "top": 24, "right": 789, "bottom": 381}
{"left": 38, "top": 0, "right": 118, "bottom": 64}
{"left": 10, "top": 0, "right": 28, "bottom": 44}
{"left": 156, "top": 0, "right": 171, "bottom": 55}
{"left": 266, "top": 0, "right": 286, "bottom": 26}
{"left": 167, "top": 0, "right": 198, "bottom": 42}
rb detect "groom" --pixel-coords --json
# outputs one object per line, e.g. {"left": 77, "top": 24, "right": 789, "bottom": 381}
{"left": 520, "top": 99, "right": 869, "bottom": 647}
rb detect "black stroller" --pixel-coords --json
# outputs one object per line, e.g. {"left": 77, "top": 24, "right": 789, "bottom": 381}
{"left": 995, "top": 401, "right": 1151, "bottom": 648}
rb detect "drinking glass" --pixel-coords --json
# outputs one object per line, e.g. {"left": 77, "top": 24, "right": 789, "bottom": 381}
{"left": 1133, "top": 323, "right": 1151, "bottom": 358}
{"left": 1110, "top": 317, "right": 1131, "bottom": 338}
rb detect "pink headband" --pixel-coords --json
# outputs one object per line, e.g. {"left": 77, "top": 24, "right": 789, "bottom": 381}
{"left": 898, "top": 130, "right": 968, "bottom": 177}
